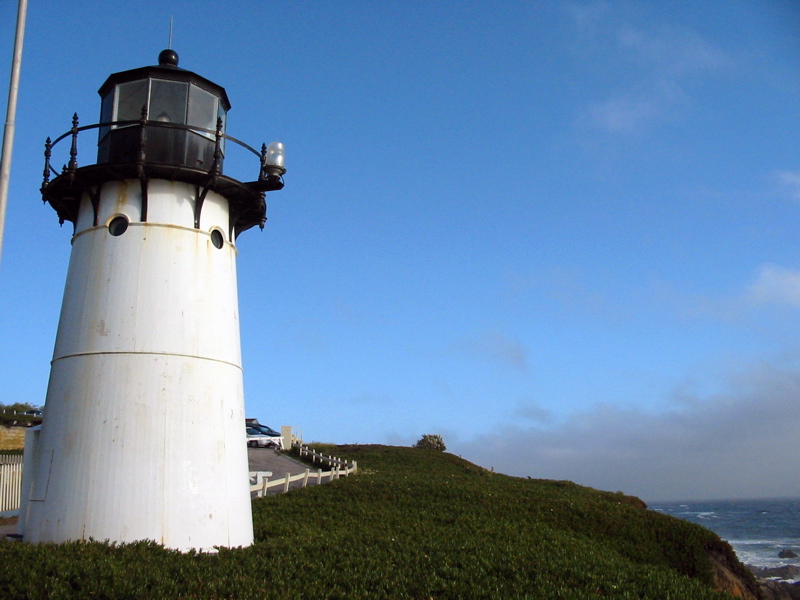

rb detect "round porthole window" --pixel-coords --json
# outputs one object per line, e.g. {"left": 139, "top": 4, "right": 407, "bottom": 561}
{"left": 210, "top": 229, "right": 224, "bottom": 249}
{"left": 108, "top": 215, "right": 129, "bottom": 236}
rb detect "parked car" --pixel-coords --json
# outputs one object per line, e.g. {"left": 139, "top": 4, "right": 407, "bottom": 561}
{"left": 245, "top": 418, "right": 284, "bottom": 448}
{"left": 246, "top": 427, "right": 283, "bottom": 449}
{"left": 249, "top": 423, "right": 281, "bottom": 438}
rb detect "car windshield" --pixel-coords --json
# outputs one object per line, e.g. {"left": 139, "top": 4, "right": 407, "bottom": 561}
{"left": 252, "top": 425, "right": 280, "bottom": 437}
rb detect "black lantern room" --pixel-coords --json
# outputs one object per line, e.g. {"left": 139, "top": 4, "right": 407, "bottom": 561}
{"left": 97, "top": 49, "right": 229, "bottom": 170}
{"left": 41, "top": 50, "right": 285, "bottom": 238}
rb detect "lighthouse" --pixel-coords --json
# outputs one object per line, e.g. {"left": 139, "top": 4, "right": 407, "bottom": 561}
{"left": 19, "top": 50, "right": 285, "bottom": 551}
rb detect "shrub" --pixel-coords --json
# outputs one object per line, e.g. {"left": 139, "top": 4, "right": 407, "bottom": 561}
{"left": 414, "top": 433, "right": 446, "bottom": 451}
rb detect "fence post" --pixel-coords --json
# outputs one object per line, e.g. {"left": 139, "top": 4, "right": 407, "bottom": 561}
{"left": 302, "top": 468, "right": 309, "bottom": 488}
{"left": 261, "top": 476, "right": 269, "bottom": 497}
{"left": 283, "top": 472, "right": 291, "bottom": 494}
{"left": 317, "top": 468, "right": 322, "bottom": 484}
{"left": 280, "top": 426, "right": 292, "bottom": 454}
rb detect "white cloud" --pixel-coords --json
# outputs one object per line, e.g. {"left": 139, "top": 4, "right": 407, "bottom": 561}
{"left": 454, "top": 330, "right": 529, "bottom": 373}
{"left": 586, "top": 93, "right": 662, "bottom": 134}
{"left": 570, "top": 4, "right": 728, "bottom": 134}
{"left": 505, "top": 267, "right": 618, "bottom": 321}
{"left": 615, "top": 24, "right": 727, "bottom": 76}
{"left": 746, "top": 264, "right": 800, "bottom": 308}
{"left": 514, "top": 401, "right": 552, "bottom": 424}
{"left": 452, "top": 360, "right": 800, "bottom": 501}
{"left": 776, "top": 170, "right": 800, "bottom": 201}
{"left": 650, "top": 264, "right": 800, "bottom": 323}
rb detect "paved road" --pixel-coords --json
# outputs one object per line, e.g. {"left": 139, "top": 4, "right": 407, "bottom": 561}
{"left": 248, "top": 447, "right": 328, "bottom": 496}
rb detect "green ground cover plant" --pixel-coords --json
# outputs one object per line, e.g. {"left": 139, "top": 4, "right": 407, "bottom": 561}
{"left": 0, "top": 445, "right": 754, "bottom": 599}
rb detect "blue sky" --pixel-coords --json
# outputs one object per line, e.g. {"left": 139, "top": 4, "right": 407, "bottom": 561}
{"left": 2, "top": 1, "right": 800, "bottom": 502}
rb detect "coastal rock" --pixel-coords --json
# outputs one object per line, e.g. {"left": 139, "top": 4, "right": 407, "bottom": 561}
{"left": 749, "top": 565, "right": 800, "bottom": 580}
{"left": 707, "top": 548, "right": 761, "bottom": 599}
{"left": 748, "top": 563, "right": 800, "bottom": 600}
{"left": 759, "top": 580, "right": 800, "bottom": 600}
{"left": 780, "top": 550, "right": 799, "bottom": 559}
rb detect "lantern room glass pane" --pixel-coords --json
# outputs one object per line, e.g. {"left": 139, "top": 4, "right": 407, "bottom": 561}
{"left": 98, "top": 91, "right": 114, "bottom": 142}
{"left": 115, "top": 80, "right": 148, "bottom": 122}
{"left": 185, "top": 85, "right": 220, "bottom": 168}
{"left": 187, "top": 85, "right": 218, "bottom": 136}
{"left": 218, "top": 102, "right": 227, "bottom": 128}
{"left": 218, "top": 101, "right": 227, "bottom": 155}
{"left": 149, "top": 79, "right": 188, "bottom": 124}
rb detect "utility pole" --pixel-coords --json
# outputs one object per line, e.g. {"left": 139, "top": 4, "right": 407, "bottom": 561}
{"left": 0, "top": 0, "right": 28, "bottom": 270}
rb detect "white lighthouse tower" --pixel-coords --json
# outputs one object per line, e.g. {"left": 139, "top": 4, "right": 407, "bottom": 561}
{"left": 19, "top": 49, "right": 285, "bottom": 551}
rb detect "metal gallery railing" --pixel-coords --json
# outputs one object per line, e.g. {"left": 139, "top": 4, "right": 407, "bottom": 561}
{"left": 41, "top": 111, "right": 272, "bottom": 190}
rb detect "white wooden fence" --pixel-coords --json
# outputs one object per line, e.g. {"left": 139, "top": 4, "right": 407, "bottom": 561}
{"left": 0, "top": 455, "right": 23, "bottom": 512}
{"left": 2, "top": 442, "right": 357, "bottom": 511}
{"left": 249, "top": 444, "right": 357, "bottom": 498}
{"left": 295, "top": 444, "right": 355, "bottom": 470}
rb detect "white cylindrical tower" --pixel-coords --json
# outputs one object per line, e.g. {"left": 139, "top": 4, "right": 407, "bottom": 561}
{"left": 20, "top": 50, "right": 285, "bottom": 551}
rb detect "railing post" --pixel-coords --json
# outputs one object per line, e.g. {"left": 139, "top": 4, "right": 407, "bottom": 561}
{"left": 212, "top": 116, "right": 223, "bottom": 177}
{"left": 67, "top": 113, "right": 79, "bottom": 173}
{"left": 137, "top": 106, "right": 148, "bottom": 165}
{"left": 258, "top": 143, "right": 267, "bottom": 182}
{"left": 42, "top": 137, "right": 52, "bottom": 190}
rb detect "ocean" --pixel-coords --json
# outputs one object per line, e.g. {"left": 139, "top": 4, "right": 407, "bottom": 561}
{"left": 650, "top": 498, "right": 800, "bottom": 581}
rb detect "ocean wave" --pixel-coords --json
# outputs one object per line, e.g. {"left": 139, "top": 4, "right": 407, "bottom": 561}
{"left": 729, "top": 539, "right": 799, "bottom": 546}
{"left": 673, "top": 510, "right": 718, "bottom": 519}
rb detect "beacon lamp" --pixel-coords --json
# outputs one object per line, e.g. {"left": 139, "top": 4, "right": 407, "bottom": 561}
{"left": 264, "top": 141, "right": 285, "bottom": 176}
{"left": 246, "top": 141, "right": 285, "bottom": 193}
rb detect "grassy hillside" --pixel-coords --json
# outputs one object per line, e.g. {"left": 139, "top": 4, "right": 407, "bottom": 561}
{"left": 0, "top": 445, "right": 757, "bottom": 599}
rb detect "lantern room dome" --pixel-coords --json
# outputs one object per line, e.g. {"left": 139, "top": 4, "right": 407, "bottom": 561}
{"left": 158, "top": 48, "right": 179, "bottom": 67}
{"left": 97, "top": 52, "right": 230, "bottom": 112}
